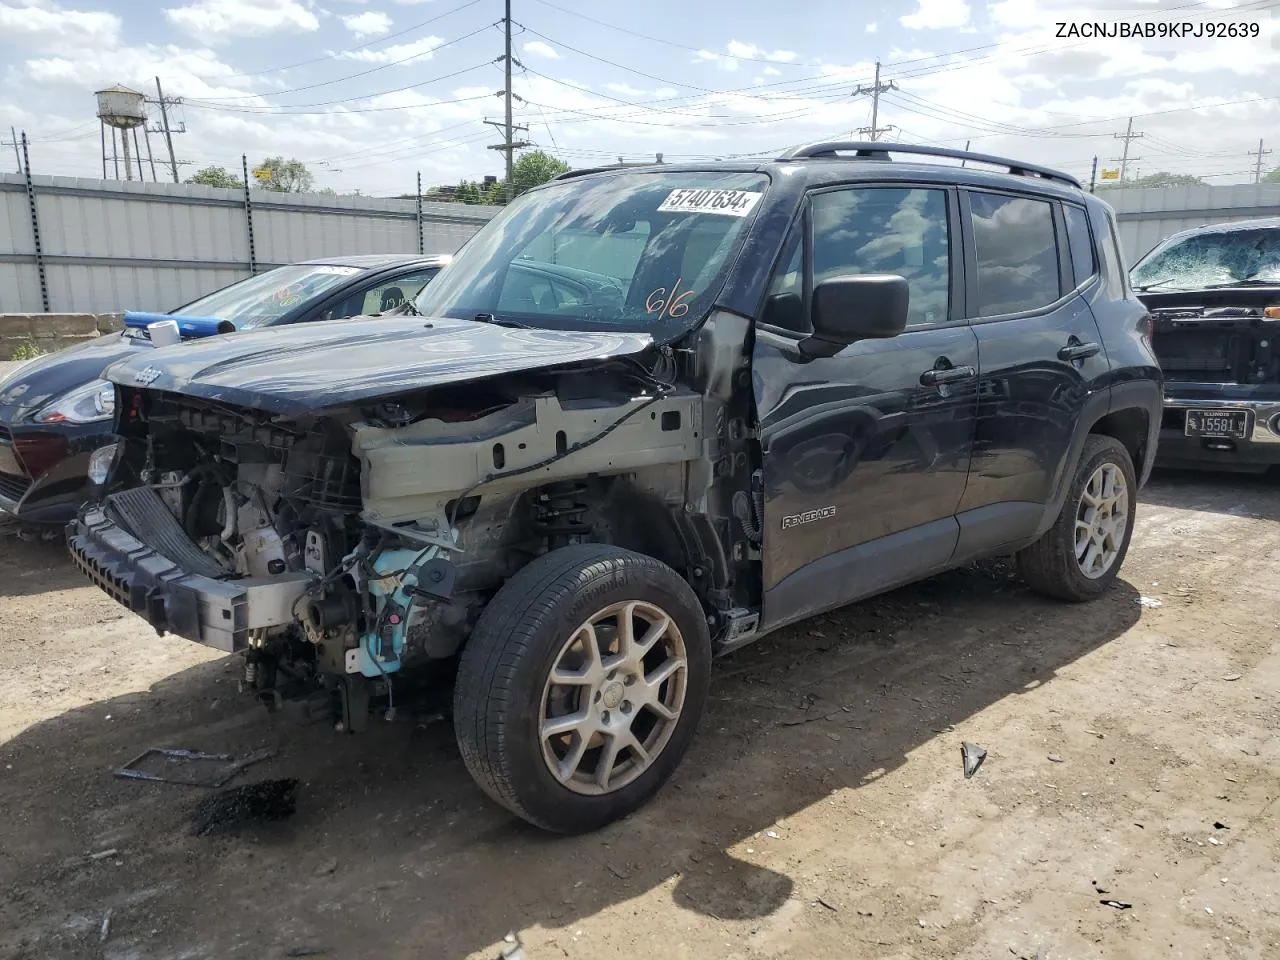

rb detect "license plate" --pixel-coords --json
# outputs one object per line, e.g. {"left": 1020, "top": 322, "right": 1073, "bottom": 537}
{"left": 1184, "top": 409, "right": 1250, "bottom": 439}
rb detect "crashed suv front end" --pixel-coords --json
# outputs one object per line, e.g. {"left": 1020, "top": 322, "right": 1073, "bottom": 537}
{"left": 67, "top": 319, "right": 712, "bottom": 725}
{"left": 67, "top": 167, "right": 770, "bottom": 755}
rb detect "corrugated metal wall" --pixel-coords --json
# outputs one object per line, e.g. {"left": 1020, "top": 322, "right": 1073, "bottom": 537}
{"left": 1104, "top": 183, "right": 1280, "bottom": 265}
{"left": 0, "top": 173, "right": 499, "bottom": 313}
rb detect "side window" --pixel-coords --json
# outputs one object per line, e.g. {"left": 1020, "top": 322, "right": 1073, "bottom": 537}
{"left": 1063, "top": 204, "right": 1097, "bottom": 287}
{"left": 359, "top": 270, "right": 439, "bottom": 315}
{"left": 810, "top": 187, "right": 950, "bottom": 327}
{"left": 968, "top": 192, "right": 1061, "bottom": 317}
{"left": 761, "top": 222, "right": 806, "bottom": 332}
{"left": 318, "top": 270, "right": 439, "bottom": 321}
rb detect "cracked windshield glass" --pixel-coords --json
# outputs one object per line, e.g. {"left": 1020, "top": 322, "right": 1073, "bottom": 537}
{"left": 1131, "top": 226, "right": 1280, "bottom": 291}
{"left": 414, "top": 171, "right": 769, "bottom": 336}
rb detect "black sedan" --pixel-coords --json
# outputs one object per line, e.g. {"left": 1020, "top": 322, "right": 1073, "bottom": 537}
{"left": 0, "top": 253, "right": 450, "bottom": 528}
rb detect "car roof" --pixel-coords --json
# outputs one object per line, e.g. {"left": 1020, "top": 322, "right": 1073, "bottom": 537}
{"left": 552, "top": 141, "right": 1087, "bottom": 203}
{"left": 296, "top": 253, "right": 452, "bottom": 270}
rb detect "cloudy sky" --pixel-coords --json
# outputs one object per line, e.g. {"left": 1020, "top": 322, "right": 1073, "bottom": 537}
{"left": 1, "top": 0, "right": 1277, "bottom": 194}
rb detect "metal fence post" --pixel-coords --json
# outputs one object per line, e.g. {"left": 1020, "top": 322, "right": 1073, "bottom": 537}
{"left": 416, "top": 171, "right": 424, "bottom": 255}
{"left": 241, "top": 154, "right": 257, "bottom": 275}
{"left": 20, "top": 132, "right": 50, "bottom": 312}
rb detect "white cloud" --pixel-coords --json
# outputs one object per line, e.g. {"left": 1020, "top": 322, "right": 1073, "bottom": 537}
{"left": 763, "top": 65, "right": 782, "bottom": 76}
{"left": 901, "top": 0, "right": 970, "bottom": 30}
{"left": 727, "top": 40, "right": 797, "bottom": 62}
{"left": 165, "top": 0, "right": 319, "bottom": 42}
{"left": 341, "top": 10, "right": 390, "bottom": 38}
{"left": 522, "top": 40, "right": 561, "bottom": 60}
{"left": 866, "top": 21, "right": 879, "bottom": 33}
{"left": 0, "top": 0, "right": 121, "bottom": 47}
{"left": 696, "top": 41, "right": 797, "bottom": 72}
{"left": 336, "top": 34, "right": 444, "bottom": 63}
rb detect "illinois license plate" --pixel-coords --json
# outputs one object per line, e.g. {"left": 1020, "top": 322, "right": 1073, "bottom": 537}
{"left": 1184, "top": 409, "right": 1249, "bottom": 439}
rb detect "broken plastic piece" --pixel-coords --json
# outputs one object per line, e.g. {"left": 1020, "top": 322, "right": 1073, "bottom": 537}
{"left": 1100, "top": 899, "right": 1132, "bottom": 910}
{"left": 961, "top": 742, "right": 987, "bottom": 779}
{"left": 115, "top": 746, "right": 276, "bottom": 788}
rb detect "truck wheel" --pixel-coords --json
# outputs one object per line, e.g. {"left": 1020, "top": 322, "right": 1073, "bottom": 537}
{"left": 453, "top": 544, "right": 711, "bottom": 833}
{"left": 1018, "top": 434, "right": 1137, "bottom": 602}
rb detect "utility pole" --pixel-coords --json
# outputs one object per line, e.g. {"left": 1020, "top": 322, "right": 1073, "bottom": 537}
{"left": 1111, "top": 116, "right": 1144, "bottom": 182}
{"left": 151, "top": 77, "right": 184, "bottom": 183}
{"left": 1089, "top": 155, "right": 1098, "bottom": 193}
{"left": 1250, "top": 138, "right": 1272, "bottom": 183}
{"left": 9, "top": 126, "right": 19, "bottom": 172}
{"left": 485, "top": 0, "right": 530, "bottom": 202}
{"left": 852, "top": 59, "right": 898, "bottom": 141}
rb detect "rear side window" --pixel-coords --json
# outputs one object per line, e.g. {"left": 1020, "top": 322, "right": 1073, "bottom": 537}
{"left": 968, "top": 192, "right": 1061, "bottom": 317}
{"left": 1063, "top": 204, "right": 1097, "bottom": 286}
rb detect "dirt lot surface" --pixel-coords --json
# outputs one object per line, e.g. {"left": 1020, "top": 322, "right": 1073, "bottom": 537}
{"left": 1, "top": 471, "right": 1277, "bottom": 960}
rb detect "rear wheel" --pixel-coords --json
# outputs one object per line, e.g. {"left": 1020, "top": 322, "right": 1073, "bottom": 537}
{"left": 1018, "top": 434, "right": 1137, "bottom": 601}
{"left": 453, "top": 544, "right": 711, "bottom": 833}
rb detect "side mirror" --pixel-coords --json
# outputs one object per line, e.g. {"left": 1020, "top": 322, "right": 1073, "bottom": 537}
{"left": 801, "top": 274, "right": 909, "bottom": 359}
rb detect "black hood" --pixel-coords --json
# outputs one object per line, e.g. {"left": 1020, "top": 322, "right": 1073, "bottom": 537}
{"left": 104, "top": 316, "right": 656, "bottom": 416}
{"left": 0, "top": 333, "right": 140, "bottom": 423}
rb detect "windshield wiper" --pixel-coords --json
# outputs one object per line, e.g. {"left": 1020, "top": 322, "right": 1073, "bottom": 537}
{"left": 472, "top": 313, "right": 530, "bottom": 329}
{"left": 1133, "top": 276, "right": 1182, "bottom": 291}
{"left": 1203, "top": 278, "right": 1280, "bottom": 288}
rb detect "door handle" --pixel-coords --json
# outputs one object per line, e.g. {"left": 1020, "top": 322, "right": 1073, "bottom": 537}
{"left": 1058, "top": 341, "right": 1101, "bottom": 362}
{"left": 919, "top": 365, "right": 976, "bottom": 386}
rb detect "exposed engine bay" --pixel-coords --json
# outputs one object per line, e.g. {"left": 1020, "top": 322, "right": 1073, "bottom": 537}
{"left": 77, "top": 352, "right": 754, "bottom": 729}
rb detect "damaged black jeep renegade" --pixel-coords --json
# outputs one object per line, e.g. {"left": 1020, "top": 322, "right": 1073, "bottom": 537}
{"left": 69, "top": 143, "right": 1161, "bottom": 832}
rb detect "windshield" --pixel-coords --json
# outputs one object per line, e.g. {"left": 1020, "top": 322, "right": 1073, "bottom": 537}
{"left": 414, "top": 171, "right": 770, "bottom": 338}
{"left": 1131, "top": 226, "right": 1280, "bottom": 291}
{"left": 172, "top": 263, "right": 364, "bottom": 330}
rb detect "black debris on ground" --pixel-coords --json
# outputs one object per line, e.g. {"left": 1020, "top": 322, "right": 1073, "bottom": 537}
{"left": 191, "top": 778, "right": 299, "bottom": 837}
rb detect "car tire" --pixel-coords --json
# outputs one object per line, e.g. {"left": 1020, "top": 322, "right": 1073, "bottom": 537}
{"left": 1018, "top": 434, "right": 1137, "bottom": 602}
{"left": 453, "top": 543, "right": 711, "bottom": 833}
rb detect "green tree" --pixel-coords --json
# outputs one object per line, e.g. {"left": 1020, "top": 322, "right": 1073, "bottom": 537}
{"left": 1099, "top": 171, "right": 1206, "bottom": 190}
{"left": 1262, "top": 166, "right": 1280, "bottom": 184}
{"left": 185, "top": 165, "right": 244, "bottom": 190}
{"left": 508, "top": 149, "right": 570, "bottom": 197}
{"left": 250, "top": 156, "right": 315, "bottom": 193}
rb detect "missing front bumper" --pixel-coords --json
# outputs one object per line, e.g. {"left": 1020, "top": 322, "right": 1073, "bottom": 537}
{"left": 68, "top": 505, "right": 312, "bottom": 652}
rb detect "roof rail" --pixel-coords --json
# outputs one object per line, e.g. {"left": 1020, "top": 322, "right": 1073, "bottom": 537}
{"left": 776, "top": 141, "right": 1081, "bottom": 189}
{"left": 553, "top": 162, "right": 657, "bottom": 182}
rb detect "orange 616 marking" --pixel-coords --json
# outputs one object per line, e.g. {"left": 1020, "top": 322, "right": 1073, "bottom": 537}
{"left": 645, "top": 279, "right": 696, "bottom": 320}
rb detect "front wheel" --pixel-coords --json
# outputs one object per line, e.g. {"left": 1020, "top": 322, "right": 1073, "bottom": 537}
{"left": 1018, "top": 434, "right": 1137, "bottom": 601}
{"left": 453, "top": 544, "right": 711, "bottom": 833}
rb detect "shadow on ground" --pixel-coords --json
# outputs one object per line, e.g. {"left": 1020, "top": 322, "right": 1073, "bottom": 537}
{"left": 0, "top": 559, "right": 1143, "bottom": 960}
{"left": 1141, "top": 468, "right": 1280, "bottom": 520}
{"left": 0, "top": 534, "right": 87, "bottom": 599}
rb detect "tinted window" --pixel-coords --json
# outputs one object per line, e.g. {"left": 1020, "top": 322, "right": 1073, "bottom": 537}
{"left": 810, "top": 187, "right": 950, "bottom": 327}
{"left": 1064, "top": 204, "right": 1096, "bottom": 286}
{"left": 969, "top": 193, "right": 1061, "bottom": 316}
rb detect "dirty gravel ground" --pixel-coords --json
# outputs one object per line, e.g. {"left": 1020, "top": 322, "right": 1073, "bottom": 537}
{"left": 1, "top": 471, "right": 1277, "bottom": 960}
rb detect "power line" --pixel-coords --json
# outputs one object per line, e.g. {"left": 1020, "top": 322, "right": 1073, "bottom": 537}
{"left": 193, "top": 24, "right": 498, "bottom": 102}
{"left": 218, "top": 0, "right": 488, "bottom": 80}
{"left": 184, "top": 63, "right": 496, "bottom": 113}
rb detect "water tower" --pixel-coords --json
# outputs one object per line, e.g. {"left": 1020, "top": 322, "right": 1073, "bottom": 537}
{"left": 96, "top": 84, "right": 152, "bottom": 181}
